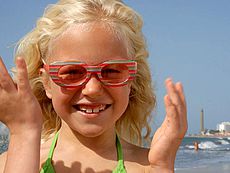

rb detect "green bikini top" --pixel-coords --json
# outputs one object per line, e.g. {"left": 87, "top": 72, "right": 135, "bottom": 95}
{"left": 40, "top": 132, "right": 126, "bottom": 173}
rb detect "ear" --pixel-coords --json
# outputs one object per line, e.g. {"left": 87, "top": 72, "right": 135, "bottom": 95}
{"left": 44, "top": 84, "right": 53, "bottom": 99}
{"left": 40, "top": 68, "right": 52, "bottom": 99}
{"left": 128, "top": 82, "right": 132, "bottom": 90}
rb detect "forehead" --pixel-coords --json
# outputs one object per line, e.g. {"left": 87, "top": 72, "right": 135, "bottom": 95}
{"left": 47, "top": 22, "right": 130, "bottom": 65}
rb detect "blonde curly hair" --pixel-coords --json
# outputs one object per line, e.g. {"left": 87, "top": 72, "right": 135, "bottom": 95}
{"left": 14, "top": 0, "right": 156, "bottom": 145}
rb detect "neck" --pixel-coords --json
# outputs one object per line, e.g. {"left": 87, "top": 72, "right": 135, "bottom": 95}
{"left": 58, "top": 121, "right": 117, "bottom": 154}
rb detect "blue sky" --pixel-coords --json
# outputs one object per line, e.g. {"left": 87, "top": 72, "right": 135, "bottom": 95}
{"left": 0, "top": 1, "right": 229, "bottom": 134}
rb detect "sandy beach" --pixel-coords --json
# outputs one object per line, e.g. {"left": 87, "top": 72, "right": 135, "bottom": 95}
{"left": 175, "top": 162, "right": 230, "bottom": 173}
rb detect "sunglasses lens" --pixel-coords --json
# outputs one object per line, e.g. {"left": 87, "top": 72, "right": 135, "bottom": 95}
{"left": 101, "top": 64, "right": 129, "bottom": 83}
{"left": 58, "top": 65, "right": 87, "bottom": 84}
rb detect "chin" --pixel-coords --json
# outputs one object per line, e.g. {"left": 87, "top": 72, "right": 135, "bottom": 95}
{"left": 73, "top": 124, "right": 107, "bottom": 138}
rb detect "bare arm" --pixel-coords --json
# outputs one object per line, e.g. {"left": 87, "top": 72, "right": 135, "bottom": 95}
{"left": 0, "top": 57, "right": 42, "bottom": 173}
{"left": 0, "top": 152, "right": 7, "bottom": 173}
{"left": 4, "top": 131, "right": 41, "bottom": 173}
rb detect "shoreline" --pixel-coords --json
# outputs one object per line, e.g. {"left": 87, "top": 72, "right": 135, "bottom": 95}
{"left": 186, "top": 134, "right": 230, "bottom": 138}
{"left": 175, "top": 162, "right": 230, "bottom": 173}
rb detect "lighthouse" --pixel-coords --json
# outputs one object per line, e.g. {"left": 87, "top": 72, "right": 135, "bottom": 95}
{"left": 200, "top": 109, "right": 205, "bottom": 134}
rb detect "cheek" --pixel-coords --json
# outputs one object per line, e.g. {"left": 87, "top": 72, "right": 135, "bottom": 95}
{"left": 50, "top": 90, "right": 74, "bottom": 120}
{"left": 48, "top": 79, "right": 78, "bottom": 99}
{"left": 50, "top": 88, "right": 67, "bottom": 111}
{"left": 48, "top": 83, "right": 77, "bottom": 111}
{"left": 112, "top": 85, "right": 131, "bottom": 109}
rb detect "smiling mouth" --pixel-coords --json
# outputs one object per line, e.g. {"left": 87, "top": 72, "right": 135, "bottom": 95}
{"left": 73, "top": 104, "right": 111, "bottom": 114}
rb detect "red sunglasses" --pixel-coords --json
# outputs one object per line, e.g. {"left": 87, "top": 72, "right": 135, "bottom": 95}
{"left": 42, "top": 59, "right": 137, "bottom": 88}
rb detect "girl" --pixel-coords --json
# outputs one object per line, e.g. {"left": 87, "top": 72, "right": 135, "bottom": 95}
{"left": 0, "top": 0, "right": 187, "bottom": 172}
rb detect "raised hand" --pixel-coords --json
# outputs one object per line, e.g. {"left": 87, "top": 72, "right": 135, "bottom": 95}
{"left": 0, "top": 57, "right": 42, "bottom": 134}
{"left": 148, "top": 78, "right": 187, "bottom": 172}
{"left": 0, "top": 57, "right": 43, "bottom": 173}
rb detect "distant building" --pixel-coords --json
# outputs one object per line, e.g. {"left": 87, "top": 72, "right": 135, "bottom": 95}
{"left": 216, "top": 122, "right": 230, "bottom": 133}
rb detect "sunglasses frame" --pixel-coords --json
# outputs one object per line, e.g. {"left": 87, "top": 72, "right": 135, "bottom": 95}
{"left": 42, "top": 59, "right": 137, "bottom": 88}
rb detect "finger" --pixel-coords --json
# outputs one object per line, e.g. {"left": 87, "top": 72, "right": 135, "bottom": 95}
{"left": 165, "top": 79, "right": 187, "bottom": 132}
{"left": 164, "top": 95, "right": 187, "bottom": 140}
{"left": 16, "top": 57, "right": 31, "bottom": 93}
{"left": 0, "top": 56, "right": 16, "bottom": 91}
{"left": 164, "top": 95, "right": 178, "bottom": 118}
{"left": 165, "top": 79, "right": 186, "bottom": 117}
{"left": 164, "top": 95, "right": 180, "bottom": 130}
{"left": 175, "top": 82, "right": 188, "bottom": 128}
{"left": 165, "top": 78, "right": 182, "bottom": 106}
{"left": 175, "top": 82, "right": 186, "bottom": 107}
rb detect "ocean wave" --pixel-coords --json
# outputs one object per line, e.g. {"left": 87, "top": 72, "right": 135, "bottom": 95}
{"left": 217, "top": 139, "right": 230, "bottom": 145}
{"left": 198, "top": 141, "right": 218, "bottom": 149}
{"left": 185, "top": 141, "right": 218, "bottom": 150}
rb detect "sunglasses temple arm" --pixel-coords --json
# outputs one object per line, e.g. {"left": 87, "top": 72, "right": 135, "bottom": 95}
{"left": 41, "top": 58, "right": 49, "bottom": 72}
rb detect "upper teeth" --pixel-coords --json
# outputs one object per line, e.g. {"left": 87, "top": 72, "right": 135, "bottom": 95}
{"left": 79, "top": 105, "right": 106, "bottom": 113}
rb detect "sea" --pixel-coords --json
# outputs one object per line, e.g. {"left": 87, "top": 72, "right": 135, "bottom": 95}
{"left": 0, "top": 135, "right": 8, "bottom": 155}
{"left": 175, "top": 136, "right": 230, "bottom": 170}
{"left": 0, "top": 135, "right": 230, "bottom": 170}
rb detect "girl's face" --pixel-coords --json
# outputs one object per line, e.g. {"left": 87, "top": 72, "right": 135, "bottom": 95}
{"left": 44, "top": 23, "right": 131, "bottom": 137}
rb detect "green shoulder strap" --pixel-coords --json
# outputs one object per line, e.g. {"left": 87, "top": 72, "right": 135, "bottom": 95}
{"left": 47, "top": 132, "right": 59, "bottom": 160}
{"left": 40, "top": 132, "right": 59, "bottom": 173}
{"left": 112, "top": 134, "right": 127, "bottom": 173}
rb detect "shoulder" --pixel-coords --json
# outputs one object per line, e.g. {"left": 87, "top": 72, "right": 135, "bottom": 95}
{"left": 0, "top": 151, "right": 7, "bottom": 172}
{"left": 121, "top": 139, "right": 150, "bottom": 165}
{"left": 40, "top": 137, "right": 53, "bottom": 167}
{"left": 121, "top": 139, "right": 153, "bottom": 172}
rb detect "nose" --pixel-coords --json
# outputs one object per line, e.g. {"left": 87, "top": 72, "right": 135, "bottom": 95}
{"left": 81, "top": 75, "right": 103, "bottom": 98}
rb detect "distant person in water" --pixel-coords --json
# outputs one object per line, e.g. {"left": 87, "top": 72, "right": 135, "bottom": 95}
{"left": 194, "top": 141, "right": 199, "bottom": 151}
